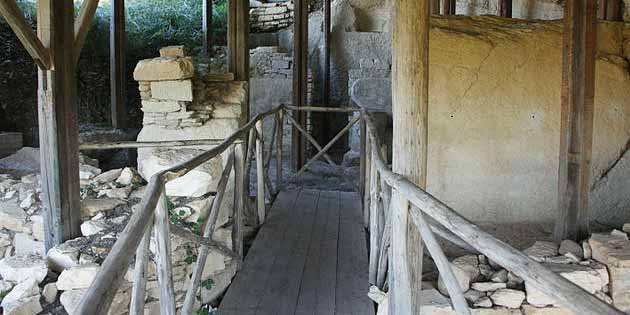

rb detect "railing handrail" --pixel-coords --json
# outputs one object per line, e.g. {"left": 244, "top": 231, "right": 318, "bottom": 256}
{"left": 360, "top": 109, "right": 624, "bottom": 315}
{"left": 76, "top": 105, "right": 283, "bottom": 315}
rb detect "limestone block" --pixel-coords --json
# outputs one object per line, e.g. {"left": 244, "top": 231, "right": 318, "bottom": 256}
{"left": 471, "top": 282, "right": 507, "bottom": 292}
{"left": 80, "top": 220, "right": 109, "bottom": 236}
{"left": 558, "top": 239, "right": 583, "bottom": 258}
{"left": 489, "top": 289, "right": 524, "bottom": 308}
{"left": 0, "top": 255, "right": 48, "bottom": 283}
{"left": 212, "top": 102, "right": 243, "bottom": 119}
{"left": 525, "top": 263, "right": 604, "bottom": 307}
{"left": 13, "top": 233, "right": 45, "bottom": 256}
{"left": 438, "top": 264, "right": 471, "bottom": 296}
{"left": 609, "top": 266, "right": 630, "bottom": 312}
{"left": 1, "top": 279, "right": 42, "bottom": 315}
{"left": 160, "top": 45, "right": 185, "bottom": 57}
{"left": 57, "top": 264, "right": 100, "bottom": 290}
{"left": 141, "top": 100, "right": 187, "bottom": 113}
{"left": 60, "top": 289, "right": 131, "bottom": 315}
{"left": 42, "top": 283, "right": 58, "bottom": 303}
{"left": 589, "top": 233, "right": 630, "bottom": 267}
{"left": 0, "top": 198, "right": 27, "bottom": 232}
{"left": 150, "top": 80, "right": 194, "bottom": 101}
{"left": 81, "top": 198, "right": 126, "bottom": 217}
{"left": 523, "top": 241, "right": 558, "bottom": 262}
{"left": 521, "top": 305, "right": 573, "bottom": 315}
{"left": 47, "top": 241, "right": 80, "bottom": 272}
{"left": 133, "top": 57, "right": 194, "bottom": 81}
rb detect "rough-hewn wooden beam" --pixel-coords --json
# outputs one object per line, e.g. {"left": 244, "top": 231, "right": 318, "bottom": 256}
{"left": 227, "top": 0, "right": 237, "bottom": 74}
{"left": 110, "top": 0, "right": 127, "bottom": 128}
{"left": 203, "top": 0, "right": 213, "bottom": 56}
{"left": 499, "top": 0, "right": 512, "bottom": 17}
{"left": 0, "top": 0, "right": 51, "bottom": 69}
{"left": 442, "top": 0, "right": 455, "bottom": 15}
{"left": 390, "top": 0, "right": 429, "bottom": 311}
{"left": 604, "top": 0, "right": 622, "bottom": 21}
{"left": 554, "top": 0, "right": 597, "bottom": 241}
{"left": 234, "top": 0, "right": 249, "bottom": 82}
{"left": 37, "top": 0, "right": 82, "bottom": 250}
{"left": 292, "top": 0, "right": 308, "bottom": 169}
{"left": 73, "top": 0, "right": 100, "bottom": 64}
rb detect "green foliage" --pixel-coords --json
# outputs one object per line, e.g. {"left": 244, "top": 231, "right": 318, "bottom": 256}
{"left": 196, "top": 304, "right": 213, "bottom": 315}
{"left": 184, "top": 243, "right": 197, "bottom": 265}
{"left": 201, "top": 278, "right": 214, "bottom": 290}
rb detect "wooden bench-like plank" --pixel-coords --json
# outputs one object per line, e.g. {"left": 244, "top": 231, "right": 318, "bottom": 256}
{"left": 294, "top": 190, "right": 340, "bottom": 315}
{"left": 218, "top": 188, "right": 302, "bottom": 315}
{"left": 255, "top": 189, "right": 320, "bottom": 315}
{"left": 336, "top": 191, "right": 374, "bottom": 314}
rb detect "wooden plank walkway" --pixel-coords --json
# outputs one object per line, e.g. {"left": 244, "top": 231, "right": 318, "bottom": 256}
{"left": 219, "top": 188, "right": 374, "bottom": 315}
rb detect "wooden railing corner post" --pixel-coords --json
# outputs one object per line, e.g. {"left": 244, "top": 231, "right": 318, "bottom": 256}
{"left": 255, "top": 120, "right": 266, "bottom": 224}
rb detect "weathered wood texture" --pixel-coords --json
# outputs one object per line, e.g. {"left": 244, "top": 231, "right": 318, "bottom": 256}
{"left": 554, "top": 0, "right": 597, "bottom": 241}
{"left": 110, "top": 0, "right": 126, "bottom": 128}
{"left": 0, "top": 0, "right": 51, "bottom": 69}
{"left": 442, "top": 0, "right": 456, "bottom": 15}
{"left": 286, "top": 111, "right": 335, "bottom": 165}
{"left": 499, "top": 0, "right": 512, "bottom": 17}
{"left": 362, "top": 111, "right": 624, "bottom": 315}
{"left": 129, "top": 223, "right": 152, "bottom": 315}
{"left": 37, "top": 0, "right": 82, "bottom": 250}
{"left": 154, "top": 192, "right": 176, "bottom": 315}
{"left": 391, "top": 0, "right": 430, "bottom": 311}
{"left": 234, "top": 0, "right": 249, "bottom": 81}
{"left": 292, "top": 0, "right": 308, "bottom": 169}
{"left": 227, "top": 0, "right": 237, "bottom": 74}
{"left": 218, "top": 189, "right": 373, "bottom": 315}
{"left": 255, "top": 121, "right": 266, "bottom": 223}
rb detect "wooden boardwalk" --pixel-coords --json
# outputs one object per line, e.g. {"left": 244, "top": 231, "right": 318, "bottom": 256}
{"left": 219, "top": 188, "right": 374, "bottom": 315}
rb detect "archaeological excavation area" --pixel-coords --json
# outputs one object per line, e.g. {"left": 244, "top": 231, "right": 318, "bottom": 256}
{"left": 1, "top": 0, "right": 630, "bottom": 314}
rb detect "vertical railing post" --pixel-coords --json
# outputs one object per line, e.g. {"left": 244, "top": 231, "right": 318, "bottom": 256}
{"left": 276, "top": 110, "right": 284, "bottom": 191}
{"left": 363, "top": 126, "right": 372, "bottom": 228}
{"left": 368, "top": 147, "right": 380, "bottom": 285}
{"left": 233, "top": 142, "right": 245, "bottom": 261}
{"left": 129, "top": 222, "right": 152, "bottom": 315}
{"left": 154, "top": 188, "right": 176, "bottom": 315}
{"left": 255, "top": 120, "right": 266, "bottom": 224}
{"left": 359, "top": 115, "right": 367, "bottom": 205}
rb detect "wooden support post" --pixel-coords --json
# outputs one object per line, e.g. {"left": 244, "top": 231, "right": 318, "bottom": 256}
{"left": 110, "top": 0, "right": 127, "bottom": 128}
{"left": 234, "top": 0, "right": 249, "bottom": 81}
{"left": 227, "top": 0, "right": 237, "bottom": 73}
{"left": 292, "top": 0, "right": 308, "bottom": 170}
{"left": 255, "top": 121, "right": 266, "bottom": 224}
{"left": 442, "top": 0, "right": 455, "bottom": 15}
{"left": 203, "top": 0, "right": 213, "bottom": 56}
{"left": 359, "top": 117, "right": 367, "bottom": 205}
{"left": 554, "top": 0, "right": 597, "bottom": 241}
{"left": 37, "top": 0, "right": 82, "bottom": 250}
{"left": 276, "top": 110, "right": 284, "bottom": 190}
{"left": 499, "top": 0, "right": 512, "bottom": 17}
{"left": 74, "top": 0, "right": 100, "bottom": 64}
{"left": 431, "top": 0, "right": 441, "bottom": 14}
{"left": 323, "top": 0, "right": 331, "bottom": 107}
{"left": 391, "top": 0, "right": 430, "bottom": 311}
{"left": 605, "top": 0, "right": 622, "bottom": 21}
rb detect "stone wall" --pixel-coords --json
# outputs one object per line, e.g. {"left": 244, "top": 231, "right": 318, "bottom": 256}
{"left": 349, "top": 17, "right": 630, "bottom": 226}
{"left": 250, "top": 1, "right": 294, "bottom": 33}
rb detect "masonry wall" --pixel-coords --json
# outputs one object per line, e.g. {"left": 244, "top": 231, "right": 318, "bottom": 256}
{"left": 350, "top": 17, "right": 630, "bottom": 226}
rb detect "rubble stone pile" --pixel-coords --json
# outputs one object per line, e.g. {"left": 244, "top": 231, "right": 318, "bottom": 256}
{"left": 370, "top": 229, "right": 630, "bottom": 315}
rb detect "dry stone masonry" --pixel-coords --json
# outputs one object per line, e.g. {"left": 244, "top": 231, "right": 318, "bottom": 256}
{"left": 249, "top": 1, "right": 294, "bottom": 33}
{"left": 370, "top": 230, "right": 630, "bottom": 315}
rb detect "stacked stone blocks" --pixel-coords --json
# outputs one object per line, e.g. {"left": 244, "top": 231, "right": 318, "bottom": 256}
{"left": 250, "top": 1, "right": 294, "bottom": 32}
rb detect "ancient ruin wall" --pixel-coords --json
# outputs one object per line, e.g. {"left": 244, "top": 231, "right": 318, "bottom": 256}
{"left": 350, "top": 17, "right": 630, "bottom": 225}
{"left": 423, "top": 18, "right": 630, "bottom": 225}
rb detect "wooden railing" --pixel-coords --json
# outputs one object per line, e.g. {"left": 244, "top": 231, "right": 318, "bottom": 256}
{"left": 360, "top": 109, "right": 625, "bottom": 315}
{"left": 76, "top": 105, "right": 360, "bottom": 315}
{"left": 76, "top": 106, "right": 283, "bottom": 315}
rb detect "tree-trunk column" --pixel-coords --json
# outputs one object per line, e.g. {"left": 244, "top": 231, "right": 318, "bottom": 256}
{"left": 554, "top": 0, "right": 597, "bottom": 241}
{"left": 37, "top": 0, "right": 82, "bottom": 250}
{"left": 390, "top": 0, "right": 430, "bottom": 312}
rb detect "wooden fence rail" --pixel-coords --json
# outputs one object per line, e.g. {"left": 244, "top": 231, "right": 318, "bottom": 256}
{"left": 76, "top": 107, "right": 282, "bottom": 315}
{"left": 360, "top": 110, "right": 625, "bottom": 315}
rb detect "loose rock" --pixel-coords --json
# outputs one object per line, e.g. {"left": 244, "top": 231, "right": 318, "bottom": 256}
{"left": 57, "top": 265, "right": 100, "bottom": 290}
{"left": 0, "top": 255, "right": 48, "bottom": 283}
{"left": 490, "top": 288, "right": 525, "bottom": 308}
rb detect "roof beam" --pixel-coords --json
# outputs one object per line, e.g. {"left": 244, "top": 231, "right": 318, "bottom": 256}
{"left": 0, "top": 0, "right": 51, "bottom": 69}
